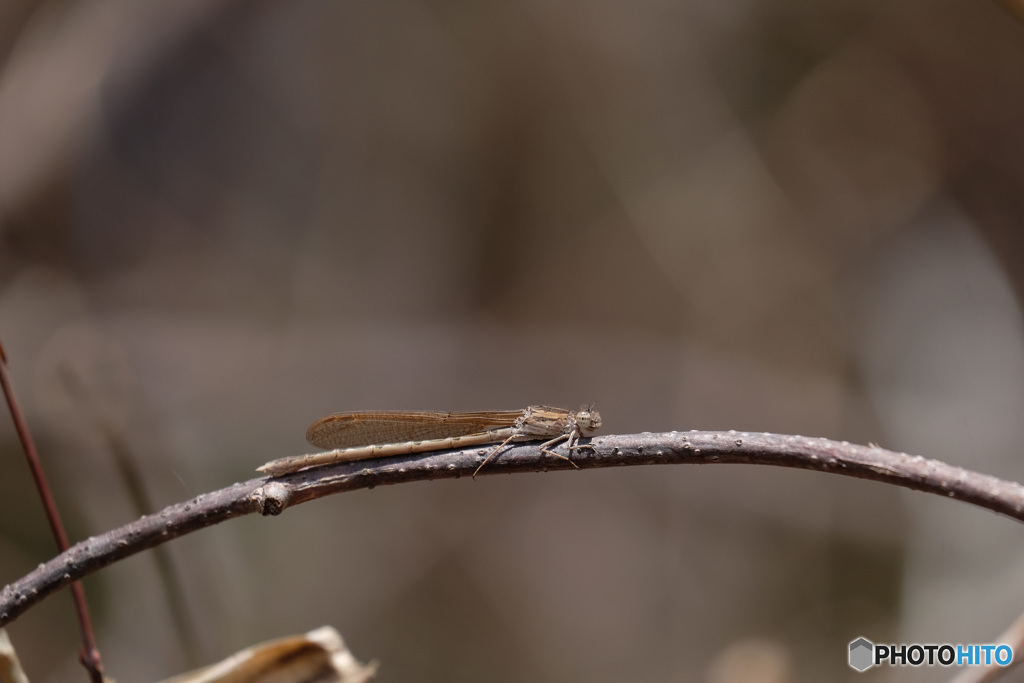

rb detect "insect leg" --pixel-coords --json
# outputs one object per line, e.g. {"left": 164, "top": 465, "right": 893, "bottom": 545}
{"left": 472, "top": 432, "right": 518, "bottom": 478}
{"left": 538, "top": 432, "right": 580, "bottom": 469}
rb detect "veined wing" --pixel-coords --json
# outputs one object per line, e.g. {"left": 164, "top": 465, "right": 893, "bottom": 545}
{"left": 305, "top": 410, "right": 525, "bottom": 449}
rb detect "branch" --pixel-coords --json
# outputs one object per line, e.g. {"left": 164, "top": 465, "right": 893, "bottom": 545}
{"left": 0, "top": 343, "right": 104, "bottom": 681}
{"left": 4, "top": 430, "right": 1024, "bottom": 627}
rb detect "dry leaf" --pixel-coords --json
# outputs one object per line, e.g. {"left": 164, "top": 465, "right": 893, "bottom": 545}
{"left": 0, "top": 629, "right": 30, "bottom": 683}
{"left": 158, "top": 626, "right": 377, "bottom": 683}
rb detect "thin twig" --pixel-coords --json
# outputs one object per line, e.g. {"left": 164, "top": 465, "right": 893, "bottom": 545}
{"left": 3, "top": 429, "right": 1024, "bottom": 629}
{"left": 0, "top": 342, "right": 104, "bottom": 682}
{"left": 57, "top": 365, "right": 201, "bottom": 665}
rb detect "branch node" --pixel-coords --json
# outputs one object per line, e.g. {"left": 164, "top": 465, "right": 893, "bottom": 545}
{"left": 251, "top": 482, "right": 291, "bottom": 516}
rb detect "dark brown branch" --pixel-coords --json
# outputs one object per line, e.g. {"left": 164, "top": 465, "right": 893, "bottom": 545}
{"left": 4, "top": 430, "right": 1024, "bottom": 627}
{"left": 0, "top": 342, "right": 104, "bottom": 682}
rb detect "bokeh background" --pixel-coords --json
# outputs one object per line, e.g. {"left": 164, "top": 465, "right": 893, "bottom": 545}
{"left": 2, "top": 0, "right": 1024, "bottom": 680}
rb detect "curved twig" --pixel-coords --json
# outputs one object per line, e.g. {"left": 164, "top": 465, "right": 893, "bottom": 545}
{"left": 0, "top": 342, "right": 104, "bottom": 680}
{"left": 3, "top": 430, "right": 1024, "bottom": 627}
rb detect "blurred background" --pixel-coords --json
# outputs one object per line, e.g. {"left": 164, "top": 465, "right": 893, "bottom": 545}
{"left": 2, "top": 0, "right": 1024, "bottom": 680}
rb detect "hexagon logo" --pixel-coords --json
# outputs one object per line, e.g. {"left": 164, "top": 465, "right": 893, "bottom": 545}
{"left": 849, "top": 637, "right": 874, "bottom": 672}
